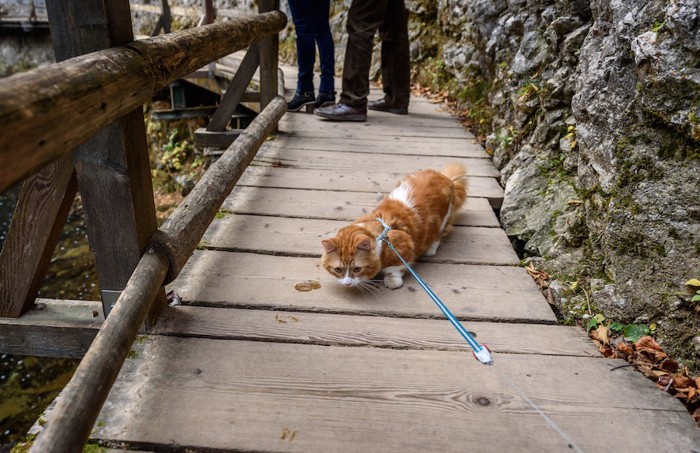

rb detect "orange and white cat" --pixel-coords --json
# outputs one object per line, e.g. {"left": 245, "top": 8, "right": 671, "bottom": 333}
{"left": 321, "top": 163, "right": 467, "bottom": 289}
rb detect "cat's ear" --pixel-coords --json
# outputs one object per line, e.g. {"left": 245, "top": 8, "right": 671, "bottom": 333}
{"left": 322, "top": 239, "right": 337, "bottom": 253}
{"left": 356, "top": 237, "right": 372, "bottom": 251}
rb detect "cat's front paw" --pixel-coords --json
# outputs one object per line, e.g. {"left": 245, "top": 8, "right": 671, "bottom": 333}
{"left": 384, "top": 275, "right": 403, "bottom": 289}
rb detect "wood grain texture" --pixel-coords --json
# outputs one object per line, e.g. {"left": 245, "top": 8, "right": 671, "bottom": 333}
{"left": 153, "top": 306, "right": 597, "bottom": 356}
{"left": 238, "top": 166, "right": 504, "bottom": 207}
{"left": 280, "top": 113, "right": 476, "bottom": 139}
{"left": 265, "top": 133, "right": 486, "bottom": 157}
{"left": 201, "top": 215, "right": 520, "bottom": 265}
{"left": 0, "top": 299, "right": 102, "bottom": 358}
{"left": 0, "top": 158, "right": 77, "bottom": 317}
{"left": 254, "top": 146, "right": 500, "bottom": 177}
{"left": 93, "top": 336, "right": 700, "bottom": 453}
{"left": 206, "top": 43, "right": 260, "bottom": 131}
{"left": 169, "top": 251, "right": 554, "bottom": 322}
{"left": 223, "top": 186, "right": 501, "bottom": 227}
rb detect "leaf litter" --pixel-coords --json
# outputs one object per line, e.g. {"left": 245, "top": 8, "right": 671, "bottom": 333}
{"left": 524, "top": 263, "right": 700, "bottom": 426}
{"left": 591, "top": 328, "right": 699, "bottom": 426}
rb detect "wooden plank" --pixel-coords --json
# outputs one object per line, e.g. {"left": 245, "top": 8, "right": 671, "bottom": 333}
{"left": 201, "top": 215, "right": 520, "bottom": 266}
{"left": 193, "top": 128, "right": 243, "bottom": 148}
{"left": 254, "top": 147, "right": 500, "bottom": 177}
{"left": 93, "top": 337, "right": 700, "bottom": 452}
{"left": 279, "top": 117, "right": 475, "bottom": 139}
{"left": 154, "top": 306, "right": 598, "bottom": 356}
{"left": 169, "top": 251, "right": 553, "bottom": 322}
{"left": 237, "top": 166, "right": 504, "bottom": 206}
{"left": 223, "top": 186, "right": 501, "bottom": 227}
{"left": 0, "top": 161, "right": 77, "bottom": 317}
{"left": 206, "top": 43, "right": 260, "bottom": 131}
{"left": 280, "top": 107, "right": 472, "bottom": 131}
{"left": 0, "top": 299, "right": 102, "bottom": 358}
{"left": 46, "top": 0, "right": 163, "bottom": 319}
{"left": 264, "top": 134, "right": 486, "bottom": 157}
{"left": 258, "top": 0, "right": 280, "bottom": 108}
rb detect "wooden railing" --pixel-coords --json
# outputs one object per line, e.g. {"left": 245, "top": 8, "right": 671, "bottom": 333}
{"left": 0, "top": 0, "right": 287, "bottom": 450}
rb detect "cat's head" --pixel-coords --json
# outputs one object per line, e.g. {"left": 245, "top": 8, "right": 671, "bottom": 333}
{"left": 321, "top": 225, "right": 382, "bottom": 287}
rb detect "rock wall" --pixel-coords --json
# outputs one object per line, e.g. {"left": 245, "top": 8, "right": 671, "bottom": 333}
{"left": 397, "top": 0, "right": 699, "bottom": 370}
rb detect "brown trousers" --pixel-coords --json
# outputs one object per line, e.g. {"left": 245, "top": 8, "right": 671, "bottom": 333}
{"left": 339, "top": 0, "right": 410, "bottom": 108}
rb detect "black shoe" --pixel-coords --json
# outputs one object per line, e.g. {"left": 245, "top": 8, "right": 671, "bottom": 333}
{"left": 287, "top": 91, "right": 315, "bottom": 112}
{"left": 314, "top": 103, "right": 367, "bottom": 122}
{"left": 315, "top": 91, "right": 336, "bottom": 108}
{"left": 368, "top": 99, "right": 408, "bottom": 115}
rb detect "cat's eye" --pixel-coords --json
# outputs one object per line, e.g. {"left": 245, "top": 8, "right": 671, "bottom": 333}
{"left": 334, "top": 267, "right": 343, "bottom": 274}
{"left": 352, "top": 267, "right": 362, "bottom": 273}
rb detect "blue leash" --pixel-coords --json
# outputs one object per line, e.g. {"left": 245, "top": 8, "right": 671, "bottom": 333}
{"left": 376, "top": 218, "right": 493, "bottom": 365}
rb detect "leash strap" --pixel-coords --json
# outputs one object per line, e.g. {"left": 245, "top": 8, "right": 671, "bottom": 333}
{"left": 376, "top": 218, "right": 493, "bottom": 365}
{"left": 375, "top": 218, "right": 584, "bottom": 449}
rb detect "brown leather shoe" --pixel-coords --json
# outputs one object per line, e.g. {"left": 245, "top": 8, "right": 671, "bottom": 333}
{"left": 368, "top": 99, "right": 408, "bottom": 115}
{"left": 314, "top": 103, "right": 367, "bottom": 122}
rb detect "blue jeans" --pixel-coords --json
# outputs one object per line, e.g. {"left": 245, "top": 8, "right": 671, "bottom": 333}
{"left": 288, "top": 0, "right": 335, "bottom": 94}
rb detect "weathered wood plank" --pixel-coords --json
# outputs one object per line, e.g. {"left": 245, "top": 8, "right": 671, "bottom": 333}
{"left": 201, "top": 215, "right": 520, "bottom": 266}
{"left": 237, "top": 166, "right": 504, "bottom": 207}
{"left": 279, "top": 116, "right": 475, "bottom": 139}
{"left": 193, "top": 128, "right": 243, "bottom": 148}
{"left": 154, "top": 306, "right": 597, "bottom": 356}
{"left": 0, "top": 299, "right": 102, "bottom": 358}
{"left": 280, "top": 108, "right": 472, "bottom": 131}
{"left": 264, "top": 134, "right": 486, "bottom": 157}
{"left": 258, "top": 0, "right": 280, "bottom": 109}
{"left": 223, "top": 186, "right": 501, "bottom": 227}
{"left": 0, "top": 163, "right": 77, "bottom": 317}
{"left": 253, "top": 147, "right": 500, "bottom": 177}
{"left": 93, "top": 337, "right": 700, "bottom": 452}
{"left": 169, "top": 251, "right": 553, "bottom": 322}
{"left": 206, "top": 43, "right": 260, "bottom": 131}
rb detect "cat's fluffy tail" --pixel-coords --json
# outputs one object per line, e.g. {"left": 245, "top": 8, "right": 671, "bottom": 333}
{"left": 442, "top": 163, "right": 468, "bottom": 211}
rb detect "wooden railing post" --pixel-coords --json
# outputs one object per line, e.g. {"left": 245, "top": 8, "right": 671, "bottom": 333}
{"left": 0, "top": 0, "right": 162, "bottom": 320}
{"left": 259, "top": 0, "right": 280, "bottom": 109}
{"left": 74, "top": 0, "right": 165, "bottom": 321}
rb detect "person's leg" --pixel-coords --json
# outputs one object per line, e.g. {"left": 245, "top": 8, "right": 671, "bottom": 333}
{"left": 288, "top": 0, "right": 316, "bottom": 95}
{"left": 313, "top": 0, "right": 335, "bottom": 96}
{"left": 339, "top": 0, "right": 389, "bottom": 107}
{"left": 377, "top": 0, "right": 410, "bottom": 108}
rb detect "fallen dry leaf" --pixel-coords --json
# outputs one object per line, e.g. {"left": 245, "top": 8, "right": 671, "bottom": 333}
{"left": 591, "top": 325, "right": 610, "bottom": 346}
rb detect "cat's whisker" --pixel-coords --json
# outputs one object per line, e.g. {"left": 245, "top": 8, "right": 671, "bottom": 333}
{"left": 357, "top": 280, "right": 385, "bottom": 297}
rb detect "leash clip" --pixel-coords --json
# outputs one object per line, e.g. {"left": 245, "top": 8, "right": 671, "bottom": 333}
{"left": 473, "top": 344, "right": 494, "bottom": 365}
{"left": 376, "top": 217, "right": 391, "bottom": 242}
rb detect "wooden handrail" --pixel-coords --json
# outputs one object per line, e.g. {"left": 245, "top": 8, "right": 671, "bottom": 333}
{"left": 0, "top": 10, "right": 286, "bottom": 194}
{"left": 30, "top": 96, "right": 288, "bottom": 452}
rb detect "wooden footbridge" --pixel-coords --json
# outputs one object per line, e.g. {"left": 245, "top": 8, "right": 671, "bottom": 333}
{"left": 1, "top": 1, "right": 699, "bottom": 452}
